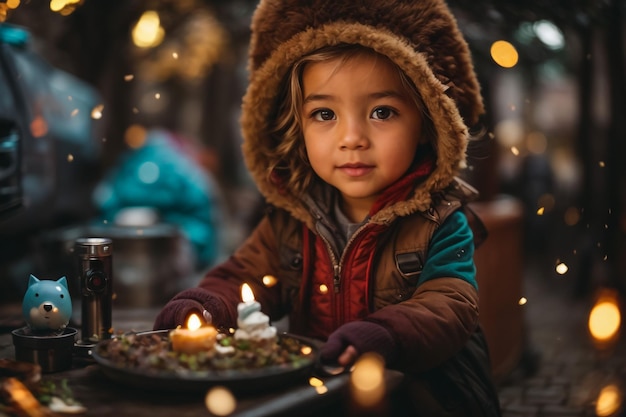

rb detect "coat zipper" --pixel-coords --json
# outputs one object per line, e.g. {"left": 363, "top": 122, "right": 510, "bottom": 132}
{"left": 316, "top": 231, "right": 341, "bottom": 293}
{"left": 318, "top": 222, "right": 370, "bottom": 330}
{"left": 317, "top": 221, "right": 370, "bottom": 294}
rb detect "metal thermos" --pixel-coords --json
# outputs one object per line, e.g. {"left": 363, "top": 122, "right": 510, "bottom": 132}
{"left": 75, "top": 237, "right": 113, "bottom": 344}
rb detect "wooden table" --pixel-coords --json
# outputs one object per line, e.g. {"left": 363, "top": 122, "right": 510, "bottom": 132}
{"left": 0, "top": 305, "right": 402, "bottom": 417}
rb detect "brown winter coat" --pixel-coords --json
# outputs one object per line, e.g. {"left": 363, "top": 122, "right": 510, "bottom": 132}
{"left": 186, "top": 176, "right": 479, "bottom": 374}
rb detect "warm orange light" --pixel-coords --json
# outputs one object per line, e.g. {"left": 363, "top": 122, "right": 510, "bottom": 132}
{"left": 49, "top": 0, "right": 81, "bottom": 15}
{"left": 589, "top": 291, "right": 621, "bottom": 343}
{"left": 596, "top": 384, "right": 623, "bottom": 416}
{"left": 205, "top": 386, "right": 236, "bottom": 416}
{"left": 262, "top": 275, "right": 278, "bottom": 287}
{"left": 241, "top": 283, "right": 255, "bottom": 303}
{"left": 30, "top": 116, "right": 48, "bottom": 138}
{"left": 91, "top": 104, "right": 104, "bottom": 119}
{"left": 132, "top": 10, "right": 164, "bottom": 48}
{"left": 309, "top": 377, "right": 323, "bottom": 387}
{"left": 490, "top": 40, "right": 519, "bottom": 68}
{"left": 350, "top": 353, "right": 386, "bottom": 408}
{"left": 124, "top": 124, "right": 147, "bottom": 149}
{"left": 309, "top": 377, "right": 328, "bottom": 395}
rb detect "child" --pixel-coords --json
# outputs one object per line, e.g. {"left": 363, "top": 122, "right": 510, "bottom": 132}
{"left": 155, "top": 0, "right": 501, "bottom": 414}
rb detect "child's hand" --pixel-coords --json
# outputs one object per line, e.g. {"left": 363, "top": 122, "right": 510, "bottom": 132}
{"left": 336, "top": 345, "right": 359, "bottom": 367}
{"left": 153, "top": 299, "right": 204, "bottom": 330}
{"left": 202, "top": 310, "right": 213, "bottom": 324}
{"left": 320, "top": 321, "right": 397, "bottom": 367}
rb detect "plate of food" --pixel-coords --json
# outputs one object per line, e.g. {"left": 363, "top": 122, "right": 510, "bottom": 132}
{"left": 91, "top": 329, "right": 320, "bottom": 393}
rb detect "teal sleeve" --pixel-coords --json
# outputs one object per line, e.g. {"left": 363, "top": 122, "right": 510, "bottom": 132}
{"left": 418, "top": 210, "right": 477, "bottom": 288}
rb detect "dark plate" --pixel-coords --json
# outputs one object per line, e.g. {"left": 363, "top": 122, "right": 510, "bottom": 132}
{"left": 92, "top": 330, "right": 320, "bottom": 393}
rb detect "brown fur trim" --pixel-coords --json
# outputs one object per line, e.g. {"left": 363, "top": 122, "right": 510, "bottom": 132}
{"left": 242, "top": 0, "right": 483, "bottom": 226}
{"left": 248, "top": 0, "right": 483, "bottom": 125}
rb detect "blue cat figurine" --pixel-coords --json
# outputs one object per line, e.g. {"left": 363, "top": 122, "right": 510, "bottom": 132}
{"left": 22, "top": 274, "right": 72, "bottom": 332}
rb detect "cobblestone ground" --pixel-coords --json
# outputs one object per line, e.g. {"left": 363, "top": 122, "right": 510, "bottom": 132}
{"left": 496, "top": 268, "right": 626, "bottom": 417}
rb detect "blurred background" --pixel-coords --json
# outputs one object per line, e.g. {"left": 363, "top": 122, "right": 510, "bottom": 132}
{"left": 0, "top": 0, "right": 624, "bottom": 399}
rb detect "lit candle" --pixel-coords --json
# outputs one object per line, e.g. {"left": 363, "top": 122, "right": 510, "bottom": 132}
{"left": 237, "top": 283, "right": 261, "bottom": 320}
{"left": 169, "top": 313, "right": 217, "bottom": 354}
{"left": 235, "top": 283, "right": 277, "bottom": 342}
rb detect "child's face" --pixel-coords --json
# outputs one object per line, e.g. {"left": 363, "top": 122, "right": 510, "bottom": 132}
{"left": 301, "top": 52, "right": 423, "bottom": 222}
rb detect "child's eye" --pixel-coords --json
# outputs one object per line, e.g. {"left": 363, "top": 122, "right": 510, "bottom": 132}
{"left": 371, "top": 107, "right": 394, "bottom": 120}
{"left": 312, "top": 109, "right": 335, "bottom": 121}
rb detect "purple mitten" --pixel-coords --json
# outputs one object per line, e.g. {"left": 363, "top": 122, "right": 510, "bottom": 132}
{"left": 320, "top": 321, "right": 397, "bottom": 365}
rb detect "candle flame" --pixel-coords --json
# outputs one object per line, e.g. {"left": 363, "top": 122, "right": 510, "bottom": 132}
{"left": 187, "top": 313, "right": 202, "bottom": 331}
{"left": 241, "top": 283, "right": 255, "bottom": 303}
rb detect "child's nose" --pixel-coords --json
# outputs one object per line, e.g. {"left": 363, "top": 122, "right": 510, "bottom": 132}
{"left": 339, "top": 119, "right": 369, "bottom": 150}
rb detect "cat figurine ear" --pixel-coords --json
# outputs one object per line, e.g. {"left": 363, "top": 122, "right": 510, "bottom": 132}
{"left": 22, "top": 274, "right": 73, "bottom": 332}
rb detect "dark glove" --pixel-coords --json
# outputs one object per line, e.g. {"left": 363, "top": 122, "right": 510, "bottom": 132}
{"left": 320, "top": 321, "right": 397, "bottom": 365}
{"left": 153, "top": 287, "right": 224, "bottom": 330}
{"left": 153, "top": 299, "right": 204, "bottom": 330}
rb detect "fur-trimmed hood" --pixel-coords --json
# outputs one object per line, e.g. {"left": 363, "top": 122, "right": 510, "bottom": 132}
{"left": 241, "top": 0, "right": 483, "bottom": 228}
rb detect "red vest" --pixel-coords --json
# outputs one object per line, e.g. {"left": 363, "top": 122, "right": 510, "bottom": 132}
{"left": 299, "top": 222, "right": 388, "bottom": 340}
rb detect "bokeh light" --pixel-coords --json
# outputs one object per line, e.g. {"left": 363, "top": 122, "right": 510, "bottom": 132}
{"left": 564, "top": 207, "right": 581, "bottom": 226}
{"left": 596, "top": 384, "right": 623, "bottom": 417}
{"left": 29, "top": 116, "right": 48, "bottom": 138}
{"left": 262, "top": 275, "right": 278, "bottom": 287}
{"left": 309, "top": 376, "right": 328, "bottom": 394}
{"left": 556, "top": 262, "right": 568, "bottom": 275}
{"left": 132, "top": 10, "right": 165, "bottom": 48}
{"left": 526, "top": 131, "right": 548, "bottom": 154}
{"left": 588, "top": 290, "right": 621, "bottom": 344}
{"left": 124, "top": 124, "right": 147, "bottom": 149}
{"left": 494, "top": 119, "right": 524, "bottom": 148}
{"left": 537, "top": 193, "right": 555, "bottom": 213}
{"left": 205, "top": 386, "right": 236, "bottom": 416}
{"left": 50, "top": 0, "right": 82, "bottom": 16}
{"left": 350, "top": 352, "right": 385, "bottom": 409}
{"left": 533, "top": 20, "right": 565, "bottom": 50}
{"left": 91, "top": 104, "right": 104, "bottom": 119}
{"left": 490, "top": 40, "right": 519, "bottom": 68}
